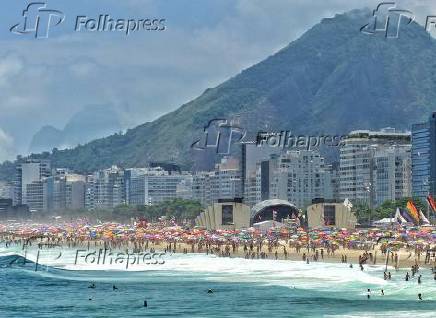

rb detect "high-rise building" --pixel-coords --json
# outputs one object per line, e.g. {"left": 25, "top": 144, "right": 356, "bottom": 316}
{"left": 0, "top": 181, "right": 14, "bottom": 200}
{"left": 241, "top": 143, "right": 281, "bottom": 205}
{"left": 268, "top": 150, "right": 329, "bottom": 208}
{"left": 192, "top": 172, "right": 212, "bottom": 207}
{"left": 412, "top": 112, "right": 436, "bottom": 201}
{"left": 210, "top": 157, "right": 242, "bottom": 203}
{"left": 192, "top": 157, "right": 242, "bottom": 207}
{"left": 85, "top": 174, "right": 96, "bottom": 210}
{"left": 124, "top": 167, "right": 193, "bottom": 206}
{"left": 340, "top": 129, "right": 412, "bottom": 207}
{"left": 15, "top": 159, "right": 51, "bottom": 213}
{"left": 89, "top": 166, "right": 126, "bottom": 210}
{"left": 65, "top": 174, "right": 86, "bottom": 210}
{"left": 373, "top": 145, "right": 412, "bottom": 205}
{"left": 241, "top": 150, "right": 336, "bottom": 208}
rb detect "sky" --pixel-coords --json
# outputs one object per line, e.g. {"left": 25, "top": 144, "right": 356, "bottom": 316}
{"left": 0, "top": 0, "right": 436, "bottom": 161}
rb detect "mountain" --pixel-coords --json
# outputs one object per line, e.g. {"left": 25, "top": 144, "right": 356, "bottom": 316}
{"left": 29, "top": 104, "right": 123, "bottom": 153}
{"left": 3, "top": 8, "right": 436, "bottom": 177}
{"left": 28, "top": 126, "right": 64, "bottom": 153}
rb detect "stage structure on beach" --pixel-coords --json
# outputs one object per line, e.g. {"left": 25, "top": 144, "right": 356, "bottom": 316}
{"left": 250, "top": 199, "right": 300, "bottom": 225}
{"left": 306, "top": 202, "right": 357, "bottom": 229}
{"left": 195, "top": 198, "right": 250, "bottom": 230}
{"left": 195, "top": 198, "right": 301, "bottom": 230}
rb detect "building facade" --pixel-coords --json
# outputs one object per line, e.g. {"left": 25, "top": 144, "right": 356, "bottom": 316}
{"left": 15, "top": 159, "right": 51, "bottom": 213}
{"left": 339, "top": 129, "right": 411, "bottom": 207}
{"left": 412, "top": 113, "right": 436, "bottom": 202}
{"left": 192, "top": 157, "right": 242, "bottom": 207}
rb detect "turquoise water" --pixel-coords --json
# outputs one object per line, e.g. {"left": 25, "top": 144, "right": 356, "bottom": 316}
{"left": 0, "top": 246, "right": 435, "bottom": 318}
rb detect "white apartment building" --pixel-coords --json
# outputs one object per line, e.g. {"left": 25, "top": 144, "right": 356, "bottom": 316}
{"left": 339, "top": 129, "right": 411, "bottom": 207}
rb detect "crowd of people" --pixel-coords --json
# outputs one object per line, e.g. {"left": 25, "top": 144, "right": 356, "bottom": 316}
{"left": 1, "top": 219, "right": 435, "bottom": 269}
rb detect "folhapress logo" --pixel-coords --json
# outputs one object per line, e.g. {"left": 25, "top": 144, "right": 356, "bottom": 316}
{"left": 10, "top": 2, "right": 65, "bottom": 39}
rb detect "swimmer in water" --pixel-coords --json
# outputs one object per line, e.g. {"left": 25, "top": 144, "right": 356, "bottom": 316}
{"left": 113, "top": 285, "right": 118, "bottom": 290}
{"left": 207, "top": 289, "right": 214, "bottom": 294}
{"left": 88, "top": 283, "right": 96, "bottom": 289}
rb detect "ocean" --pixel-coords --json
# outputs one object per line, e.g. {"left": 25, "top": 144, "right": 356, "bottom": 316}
{"left": 0, "top": 246, "right": 435, "bottom": 318}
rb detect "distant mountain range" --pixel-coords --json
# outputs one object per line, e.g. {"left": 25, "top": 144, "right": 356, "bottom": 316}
{"left": 29, "top": 104, "right": 123, "bottom": 154}
{"left": 2, "top": 8, "right": 436, "bottom": 180}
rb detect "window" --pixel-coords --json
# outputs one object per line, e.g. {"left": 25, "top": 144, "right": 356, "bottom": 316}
{"left": 324, "top": 205, "right": 336, "bottom": 226}
{"left": 222, "top": 205, "right": 233, "bottom": 225}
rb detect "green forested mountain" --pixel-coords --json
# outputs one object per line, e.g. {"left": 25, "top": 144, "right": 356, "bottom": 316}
{"left": 1, "top": 9, "right": 436, "bottom": 178}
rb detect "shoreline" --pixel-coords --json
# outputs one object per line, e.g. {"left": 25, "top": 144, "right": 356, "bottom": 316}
{"left": 2, "top": 239, "right": 434, "bottom": 270}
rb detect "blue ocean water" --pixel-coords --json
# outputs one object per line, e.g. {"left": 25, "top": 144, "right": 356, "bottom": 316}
{"left": 0, "top": 248, "right": 435, "bottom": 318}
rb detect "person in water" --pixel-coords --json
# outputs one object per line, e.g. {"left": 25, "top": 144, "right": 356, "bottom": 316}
{"left": 207, "top": 289, "right": 214, "bottom": 294}
{"left": 381, "top": 289, "right": 384, "bottom": 296}
{"left": 418, "top": 293, "right": 422, "bottom": 301}
{"left": 367, "top": 289, "right": 371, "bottom": 299}
{"left": 113, "top": 285, "right": 118, "bottom": 290}
{"left": 88, "top": 283, "right": 96, "bottom": 289}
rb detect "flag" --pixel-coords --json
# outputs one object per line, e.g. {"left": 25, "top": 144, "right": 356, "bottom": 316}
{"left": 406, "top": 200, "right": 420, "bottom": 224}
{"left": 343, "top": 198, "right": 353, "bottom": 210}
{"left": 427, "top": 195, "right": 436, "bottom": 212}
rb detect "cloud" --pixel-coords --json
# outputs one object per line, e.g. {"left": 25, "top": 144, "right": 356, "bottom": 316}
{"left": 0, "top": 128, "right": 15, "bottom": 161}
{"left": 1, "top": 0, "right": 436, "bottom": 159}
{"left": 0, "top": 54, "right": 23, "bottom": 86}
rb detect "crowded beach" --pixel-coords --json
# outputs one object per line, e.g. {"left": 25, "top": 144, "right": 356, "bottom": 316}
{"left": 1, "top": 219, "right": 435, "bottom": 271}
